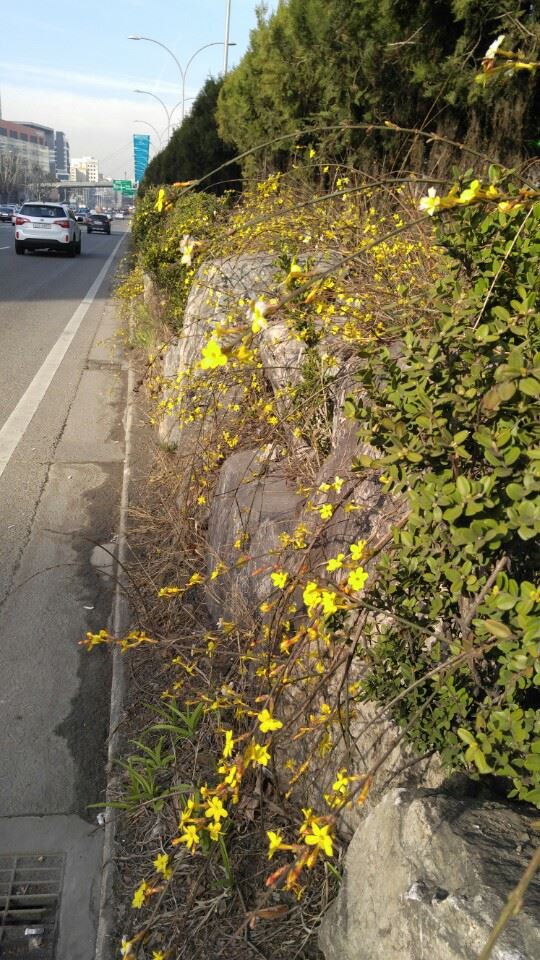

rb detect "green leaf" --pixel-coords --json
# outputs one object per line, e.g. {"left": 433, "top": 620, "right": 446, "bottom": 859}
{"left": 519, "top": 377, "right": 540, "bottom": 397}
{"left": 506, "top": 483, "right": 525, "bottom": 501}
{"left": 482, "top": 619, "right": 513, "bottom": 640}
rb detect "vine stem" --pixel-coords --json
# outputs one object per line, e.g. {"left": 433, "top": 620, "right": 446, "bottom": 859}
{"left": 477, "top": 843, "right": 540, "bottom": 960}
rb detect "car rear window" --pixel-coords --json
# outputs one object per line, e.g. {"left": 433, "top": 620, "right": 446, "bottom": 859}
{"left": 22, "top": 205, "right": 66, "bottom": 219}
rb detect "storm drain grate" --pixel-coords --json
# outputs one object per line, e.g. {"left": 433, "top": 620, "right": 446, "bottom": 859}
{"left": 0, "top": 854, "right": 64, "bottom": 959}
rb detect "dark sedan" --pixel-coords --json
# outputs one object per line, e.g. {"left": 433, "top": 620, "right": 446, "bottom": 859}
{"left": 87, "top": 214, "right": 111, "bottom": 235}
{"left": 0, "top": 206, "right": 13, "bottom": 223}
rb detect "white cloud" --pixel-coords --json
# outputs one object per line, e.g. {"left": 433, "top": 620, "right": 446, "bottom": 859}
{"left": 1, "top": 62, "right": 182, "bottom": 97}
{"left": 2, "top": 84, "right": 168, "bottom": 179}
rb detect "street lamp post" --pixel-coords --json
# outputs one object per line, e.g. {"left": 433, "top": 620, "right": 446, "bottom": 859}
{"left": 128, "top": 36, "right": 236, "bottom": 126}
{"left": 224, "top": 0, "right": 232, "bottom": 75}
{"left": 133, "top": 89, "right": 171, "bottom": 142}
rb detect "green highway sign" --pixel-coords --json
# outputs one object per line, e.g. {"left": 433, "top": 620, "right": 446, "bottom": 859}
{"left": 112, "top": 179, "right": 133, "bottom": 191}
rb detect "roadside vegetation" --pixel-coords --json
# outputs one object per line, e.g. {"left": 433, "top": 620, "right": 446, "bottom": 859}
{"left": 88, "top": 6, "right": 540, "bottom": 959}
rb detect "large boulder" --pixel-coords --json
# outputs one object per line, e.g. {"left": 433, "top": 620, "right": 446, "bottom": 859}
{"left": 206, "top": 448, "right": 302, "bottom": 623}
{"left": 159, "top": 254, "right": 277, "bottom": 445}
{"left": 319, "top": 788, "right": 540, "bottom": 960}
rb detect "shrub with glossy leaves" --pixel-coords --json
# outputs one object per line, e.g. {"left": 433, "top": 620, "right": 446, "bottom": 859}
{"left": 354, "top": 188, "right": 540, "bottom": 804}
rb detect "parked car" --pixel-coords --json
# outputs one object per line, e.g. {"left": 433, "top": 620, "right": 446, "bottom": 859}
{"left": 0, "top": 205, "right": 13, "bottom": 223}
{"left": 87, "top": 214, "right": 111, "bottom": 235}
{"left": 14, "top": 202, "right": 82, "bottom": 256}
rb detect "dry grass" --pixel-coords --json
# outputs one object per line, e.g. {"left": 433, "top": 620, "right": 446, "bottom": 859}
{"left": 109, "top": 379, "right": 332, "bottom": 959}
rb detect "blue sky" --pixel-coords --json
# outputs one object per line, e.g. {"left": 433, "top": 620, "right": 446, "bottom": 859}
{"left": 1, "top": 1, "right": 277, "bottom": 178}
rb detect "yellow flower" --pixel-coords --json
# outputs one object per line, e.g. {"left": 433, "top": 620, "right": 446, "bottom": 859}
{"left": 267, "top": 830, "right": 285, "bottom": 858}
{"left": 257, "top": 708, "right": 283, "bottom": 733}
{"left": 131, "top": 880, "right": 149, "bottom": 909}
{"left": 187, "top": 572, "right": 204, "bottom": 586}
{"left": 210, "top": 561, "right": 228, "bottom": 580}
{"left": 197, "top": 494, "right": 206, "bottom": 505}
{"left": 271, "top": 570, "right": 288, "bottom": 589}
{"left": 205, "top": 796, "right": 228, "bottom": 822}
{"left": 248, "top": 299, "right": 270, "bottom": 333}
{"left": 347, "top": 567, "right": 369, "bottom": 592}
{"left": 221, "top": 764, "right": 239, "bottom": 788}
{"left": 80, "top": 629, "right": 110, "bottom": 651}
{"left": 155, "top": 187, "right": 166, "bottom": 212}
{"left": 249, "top": 742, "right": 271, "bottom": 766}
{"left": 200, "top": 339, "right": 227, "bottom": 370}
{"left": 286, "top": 261, "right": 304, "bottom": 284}
{"left": 333, "top": 475, "right": 344, "bottom": 493}
{"left": 235, "top": 344, "right": 254, "bottom": 362}
{"left": 121, "top": 937, "right": 135, "bottom": 958}
{"left": 350, "top": 540, "right": 366, "bottom": 561}
{"left": 304, "top": 822, "right": 333, "bottom": 858}
{"left": 158, "top": 586, "right": 183, "bottom": 597}
{"left": 223, "top": 729, "right": 235, "bottom": 758}
{"left": 458, "top": 179, "right": 481, "bottom": 205}
{"left": 418, "top": 187, "right": 441, "bottom": 216}
{"left": 176, "top": 824, "right": 200, "bottom": 851}
{"left": 326, "top": 554, "right": 345, "bottom": 572}
{"left": 153, "top": 853, "right": 172, "bottom": 879}
{"left": 180, "top": 798, "right": 195, "bottom": 824}
{"left": 319, "top": 503, "right": 333, "bottom": 520}
{"left": 152, "top": 951, "right": 167, "bottom": 960}
{"left": 332, "top": 769, "right": 351, "bottom": 795}
{"left": 303, "top": 581, "right": 322, "bottom": 611}
{"left": 180, "top": 232, "right": 195, "bottom": 265}
{"left": 321, "top": 590, "right": 339, "bottom": 615}
{"left": 207, "top": 820, "right": 222, "bottom": 841}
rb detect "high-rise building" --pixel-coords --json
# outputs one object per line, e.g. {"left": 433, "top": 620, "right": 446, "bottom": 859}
{"left": 55, "top": 131, "right": 70, "bottom": 181}
{"left": 70, "top": 156, "right": 99, "bottom": 182}
{"left": 16, "top": 121, "right": 56, "bottom": 175}
{"left": 133, "top": 134, "right": 150, "bottom": 183}
{"left": 0, "top": 120, "right": 50, "bottom": 173}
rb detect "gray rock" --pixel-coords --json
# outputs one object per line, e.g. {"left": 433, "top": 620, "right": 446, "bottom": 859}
{"left": 206, "top": 449, "right": 302, "bottom": 623}
{"left": 259, "top": 319, "right": 306, "bottom": 396}
{"left": 158, "top": 254, "right": 277, "bottom": 444}
{"left": 319, "top": 789, "right": 540, "bottom": 960}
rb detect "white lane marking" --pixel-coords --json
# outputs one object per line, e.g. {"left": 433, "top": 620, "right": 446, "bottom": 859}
{"left": 0, "top": 235, "right": 126, "bottom": 479}
{"left": 0, "top": 246, "right": 9, "bottom": 250}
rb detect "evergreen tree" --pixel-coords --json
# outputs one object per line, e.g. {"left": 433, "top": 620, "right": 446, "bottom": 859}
{"left": 141, "top": 77, "right": 241, "bottom": 194}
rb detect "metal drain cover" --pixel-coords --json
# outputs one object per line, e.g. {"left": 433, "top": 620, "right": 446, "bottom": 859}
{"left": 0, "top": 854, "right": 64, "bottom": 959}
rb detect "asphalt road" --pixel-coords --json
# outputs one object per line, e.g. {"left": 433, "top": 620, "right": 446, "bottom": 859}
{"left": 0, "top": 220, "right": 130, "bottom": 959}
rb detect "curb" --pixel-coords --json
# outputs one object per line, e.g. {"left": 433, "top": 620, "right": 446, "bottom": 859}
{"left": 94, "top": 349, "right": 136, "bottom": 960}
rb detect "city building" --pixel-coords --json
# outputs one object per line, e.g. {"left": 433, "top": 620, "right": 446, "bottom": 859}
{"left": 0, "top": 120, "right": 50, "bottom": 174}
{"left": 16, "top": 121, "right": 56, "bottom": 175}
{"left": 133, "top": 133, "right": 150, "bottom": 183}
{"left": 55, "top": 131, "right": 70, "bottom": 181}
{"left": 70, "top": 156, "right": 99, "bottom": 183}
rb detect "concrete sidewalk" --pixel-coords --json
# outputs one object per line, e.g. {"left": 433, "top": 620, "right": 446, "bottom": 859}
{"left": 0, "top": 288, "right": 127, "bottom": 958}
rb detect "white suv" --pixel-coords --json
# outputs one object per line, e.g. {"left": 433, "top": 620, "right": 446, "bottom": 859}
{"left": 15, "top": 202, "right": 82, "bottom": 257}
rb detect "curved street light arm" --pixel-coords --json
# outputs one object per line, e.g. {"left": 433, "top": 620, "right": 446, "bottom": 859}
{"left": 129, "top": 35, "right": 185, "bottom": 83}
{"left": 130, "top": 37, "right": 236, "bottom": 130}
{"left": 134, "top": 89, "right": 171, "bottom": 142}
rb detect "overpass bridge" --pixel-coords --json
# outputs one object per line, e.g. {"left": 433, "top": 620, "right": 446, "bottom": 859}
{"left": 45, "top": 182, "right": 130, "bottom": 190}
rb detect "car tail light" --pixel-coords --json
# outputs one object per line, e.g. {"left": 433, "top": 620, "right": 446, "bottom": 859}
{"left": 54, "top": 219, "right": 70, "bottom": 228}
{"left": 15, "top": 216, "right": 29, "bottom": 225}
